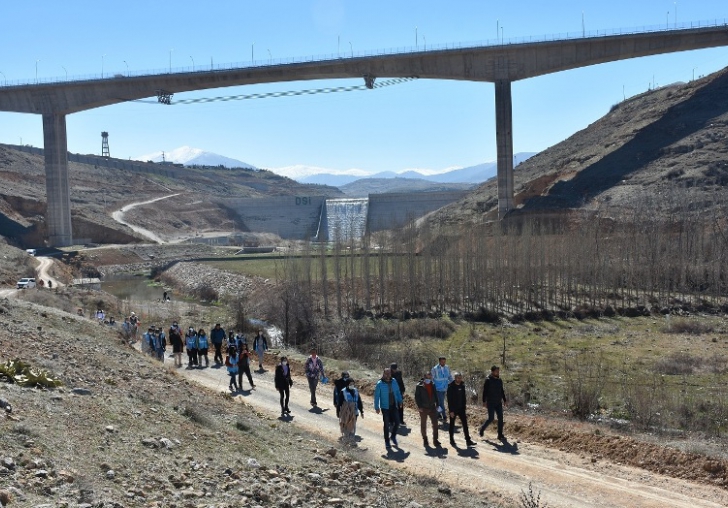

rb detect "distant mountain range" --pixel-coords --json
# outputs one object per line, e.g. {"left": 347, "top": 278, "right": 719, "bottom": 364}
{"left": 299, "top": 153, "right": 537, "bottom": 187}
{"left": 133, "top": 146, "right": 536, "bottom": 189}
{"left": 135, "top": 146, "right": 257, "bottom": 170}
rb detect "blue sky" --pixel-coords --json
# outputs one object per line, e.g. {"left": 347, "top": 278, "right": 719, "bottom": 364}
{"left": 1, "top": 0, "right": 727, "bottom": 177}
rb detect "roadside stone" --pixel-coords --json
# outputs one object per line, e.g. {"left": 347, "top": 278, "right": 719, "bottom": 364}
{"left": 437, "top": 485, "right": 452, "bottom": 495}
{"left": 35, "top": 469, "right": 48, "bottom": 478}
{"left": 71, "top": 388, "right": 92, "bottom": 396}
{"left": 246, "top": 458, "right": 260, "bottom": 468}
{"left": 105, "top": 425, "right": 115, "bottom": 433}
{"left": 325, "top": 448, "right": 337, "bottom": 458}
{"left": 141, "top": 438, "right": 159, "bottom": 448}
{"left": 159, "top": 438, "right": 174, "bottom": 448}
{"left": 0, "top": 489, "right": 11, "bottom": 506}
{"left": 1, "top": 458, "right": 14, "bottom": 470}
{"left": 106, "top": 470, "right": 116, "bottom": 479}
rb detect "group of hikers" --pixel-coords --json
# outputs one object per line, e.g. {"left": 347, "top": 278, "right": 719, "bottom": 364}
{"left": 126, "top": 314, "right": 507, "bottom": 452}
{"left": 278, "top": 349, "right": 508, "bottom": 451}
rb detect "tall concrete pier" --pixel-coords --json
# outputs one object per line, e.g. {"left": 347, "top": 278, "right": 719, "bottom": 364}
{"left": 1, "top": 25, "right": 727, "bottom": 244}
{"left": 42, "top": 113, "right": 72, "bottom": 246}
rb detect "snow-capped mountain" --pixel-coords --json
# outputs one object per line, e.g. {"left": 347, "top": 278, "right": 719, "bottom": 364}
{"left": 135, "top": 146, "right": 257, "bottom": 170}
{"left": 298, "top": 153, "right": 537, "bottom": 186}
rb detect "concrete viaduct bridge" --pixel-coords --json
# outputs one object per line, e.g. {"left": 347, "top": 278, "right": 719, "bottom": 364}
{"left": 1, "top": 24, "right": 728, "bottom": 246}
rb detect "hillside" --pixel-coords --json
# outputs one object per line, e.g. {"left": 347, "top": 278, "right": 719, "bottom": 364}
{"left": 0, "top": 146, "right": 342, "bottom": 246}
{"left": 430, "top": 66, "right": 728, "bottom": 226}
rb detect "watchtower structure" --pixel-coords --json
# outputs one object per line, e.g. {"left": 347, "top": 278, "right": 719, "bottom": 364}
{"left": 101, "top": 131, "right": 110, "bottom": 158}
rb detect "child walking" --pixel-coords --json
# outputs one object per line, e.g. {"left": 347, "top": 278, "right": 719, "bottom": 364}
{"left": 226, "top": 346, "right": 239, "bottom": 392}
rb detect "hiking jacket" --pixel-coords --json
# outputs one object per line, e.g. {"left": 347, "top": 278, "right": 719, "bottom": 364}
{"left": 414, "top": 381, "right": 438, "bottom": 412}
{"left": 274, "top": 363, "right": 292, "bottom": 391}
{"left": 447, "top": 381, "right": 468, "bottom": 413}
{"left": 196, "top": 334, "right": 209, "bottom": 350}
{"left": 392, "top": 370, "right": 406, "bottom": 395}
{"left": 374, "top": 378, "right": 403, "bottom": 411}
{"left": 210, "top": 327, "right": 226, "bottom": 345}
{"left": 305, "top": 356, "right": 324, "bottom": 379}
{"left": 482, "top": 374, "right": 507, "bottom": 405}
{"left": 253, "top": 334, "right": 268, "bottom": 351}
{"left": 431, "top": 364, "right": 453, "bottom": 392}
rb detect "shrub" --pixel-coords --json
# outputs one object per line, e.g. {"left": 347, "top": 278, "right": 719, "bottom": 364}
{"left": 663, "top": 318, "right": 714, "bottom": 335}
{"left": 564, "top": 352, "right": 608, "bottom": 420}
{"left": 653, "top": 352, "right": 700, "bottom": 375}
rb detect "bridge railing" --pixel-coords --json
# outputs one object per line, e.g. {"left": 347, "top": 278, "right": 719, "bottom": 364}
{"left": 0, "top": 19, "right": 726, "bottom": 88}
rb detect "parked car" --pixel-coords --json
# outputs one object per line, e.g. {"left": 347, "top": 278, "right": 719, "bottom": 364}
{"left": 17, "top": 277, "right": 36, "bottom": 289}
{"left": 25, "top": 249, "right": 36, "bottom": 256}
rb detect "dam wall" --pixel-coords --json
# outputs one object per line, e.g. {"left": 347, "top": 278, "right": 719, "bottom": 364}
{"left": 367, "top": 191, "right": 468, "bottom": 232}
{"left": 223, "top": 191, "right": 467, "bottom": 240}
{"left": 222, "top": 195, "right": 326, "bottom": 240}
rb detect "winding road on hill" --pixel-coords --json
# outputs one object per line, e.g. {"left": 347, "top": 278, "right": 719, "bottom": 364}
{"left": 161, "top": 353, "right": 727, "bottom": 508}
{"left": 111, "top": 194, "right": 180, "bottom": 243}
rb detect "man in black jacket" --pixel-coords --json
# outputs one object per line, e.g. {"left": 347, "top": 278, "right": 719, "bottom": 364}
{"left": 447, "top": 372, "right": 475, "bottom": 447}
{"left": 390, "top": 363, "right": 406, "bottom": 425}
{"left": 210, "top": 323, "right": 226, "bottom": 365}
{"left": 479, "top": 365, "right": 507, "bottom": 440}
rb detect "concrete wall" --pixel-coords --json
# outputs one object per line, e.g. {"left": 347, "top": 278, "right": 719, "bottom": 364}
{"left": 368, "top": 191, "right": 468, "bottom": 232}
{"left": 222, "top": 195, "right": 326, "bottom": 240}
{"left": 223, "top": 191, "right": 467, "bottom": 240}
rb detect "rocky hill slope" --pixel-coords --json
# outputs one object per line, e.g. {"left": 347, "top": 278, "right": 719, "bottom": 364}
{"left": 431, "top": 66, "right": 728, "bottom": 226}
{"left": 0, "top": 146, "right": 342, "bottom": 246}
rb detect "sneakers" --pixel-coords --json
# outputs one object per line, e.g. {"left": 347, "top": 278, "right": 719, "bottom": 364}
{"left": 478, "top": 426, "right": 485, "bottom": 437}
{"left": 391, "top": 436, "right": 398, "bottom": 447}
{"left": 433, "top": 439, "right": 442, "bottom": 447}
{"left": 498, "top": 434, "right": 506, "bottom": 441}
{"left": 423, "top": 437, "right": 429, "bottom": 447}
{"left": 284, "top": 407, "right": 291, "bottom": 414}
{"left": 385, "top": 442, "right": 392, "bottom": 451}
{"left": 466, "top": 439, "right": 477, "bottom": 447}
{"left": 449, "top": 437, "right": 456, "bottom": 447}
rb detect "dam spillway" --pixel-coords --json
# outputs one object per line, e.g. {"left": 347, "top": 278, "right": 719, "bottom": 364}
{"left": 222, "top": 190, "right": 467, "bottom": 241}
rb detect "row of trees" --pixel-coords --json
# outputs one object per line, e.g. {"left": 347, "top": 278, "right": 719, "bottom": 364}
{"left": 268, "top": 188, "right": 728, "bottom": 332}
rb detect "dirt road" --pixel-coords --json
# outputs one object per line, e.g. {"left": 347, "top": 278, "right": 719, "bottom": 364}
{"left": 35, "top": 256, "right": 63, "bottom": 288}
{"left": 111, "top": 194, "right": 180, "bottom": 243}
{"left": 159, "top": 353, "right": 728, "bottom": 508}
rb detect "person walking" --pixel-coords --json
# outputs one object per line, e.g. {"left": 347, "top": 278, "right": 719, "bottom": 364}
{"left": 447, "top": 372, "right": 475, "bottom": 447}
{"left": 154, "top": 326, "right": 166, "bottom": 362}
{"left": 390, "top": 363, "right": 406, "bottom": 425}
{"left": 479, "top": 365, "right": 508, "bottom": 441}
{"left": 415, "top": 371, "right": 441, "bottom": 448}
{"left": 431, "top": 356, "right": 453, "bottom": 426}
{"left": 196, "top": 328, "right": 210, "bottom": 367}
{"left": 225, "top": 345, "right": 239, "bottom": 392}
{"left": 129, "top": 312, "right": 139, "bottom": 342}
{"left": 211, "top": 323, "right": 226, "bottom": 365}
{"left": 169, "top": 321, "right": 183, "bottom": 368}
{"left": 185, "top": 327, "right": 198, "bottom": 368}
{"left": 274, "top": 356, "right": 293, "bottom": 415}
{"left": 238, "top": 344, "right": 256, "bottom": 390}
{"left": 253, "top": 330, "right": 268, "bottom": 371}
{"left": 141, "top": 326, "right": 154, "bottom": 356}
{"left": 374, "top": 368, "right": 403, "bottom": 451}
{"left": 333, "top": 371, "right": 350, "bottom": 418}
{"left": 339, "top": 377, "right": 363, "bottom": 444}
{"left": 304, "top": 348, "right": 325, "bottom": 407}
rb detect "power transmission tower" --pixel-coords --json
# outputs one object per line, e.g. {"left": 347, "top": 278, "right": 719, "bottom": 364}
{"left": 101, "top": 131, "right": 110, "bottom": 158}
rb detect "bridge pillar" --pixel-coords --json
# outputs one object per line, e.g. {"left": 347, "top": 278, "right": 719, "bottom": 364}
{"left": 42, "top": 113, "right": 73, "bottom": 247}
{"left": 495, "top": 79, "right": 514, "bottom": 218}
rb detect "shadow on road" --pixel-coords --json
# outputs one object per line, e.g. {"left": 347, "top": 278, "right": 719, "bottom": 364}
{"left": 484, "top": 438, "right": 519, "bottom": 455}
{"left": 424, "top": 445, "right": 448, "bottom": 459}
{"left": 382, "top": 448, "right": 411, "bottom": 463}
{"left": 309, "top": 406, "right": 330, "bottom": 414}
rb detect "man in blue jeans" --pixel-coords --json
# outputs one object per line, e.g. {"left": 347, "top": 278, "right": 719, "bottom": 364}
{"left": 374, "top": 368, "right": 403, "bottom": 451}
{"left": 479, "top": 365, "right": 508, "bottom": 440}
{"left": 431, "top": 356, "right": 453, "bottom": 426}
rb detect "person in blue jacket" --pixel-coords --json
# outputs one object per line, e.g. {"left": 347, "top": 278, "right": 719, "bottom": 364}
{"left": 373, "top": 367, "right": 403, "bottom": 451}
{"left": 196, "top": 329, "right": 210, "bottom": 368}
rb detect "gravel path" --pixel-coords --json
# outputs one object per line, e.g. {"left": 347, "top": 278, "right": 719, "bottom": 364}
{"left": 161, "top": 351, "right": 728, "bottom": 508}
